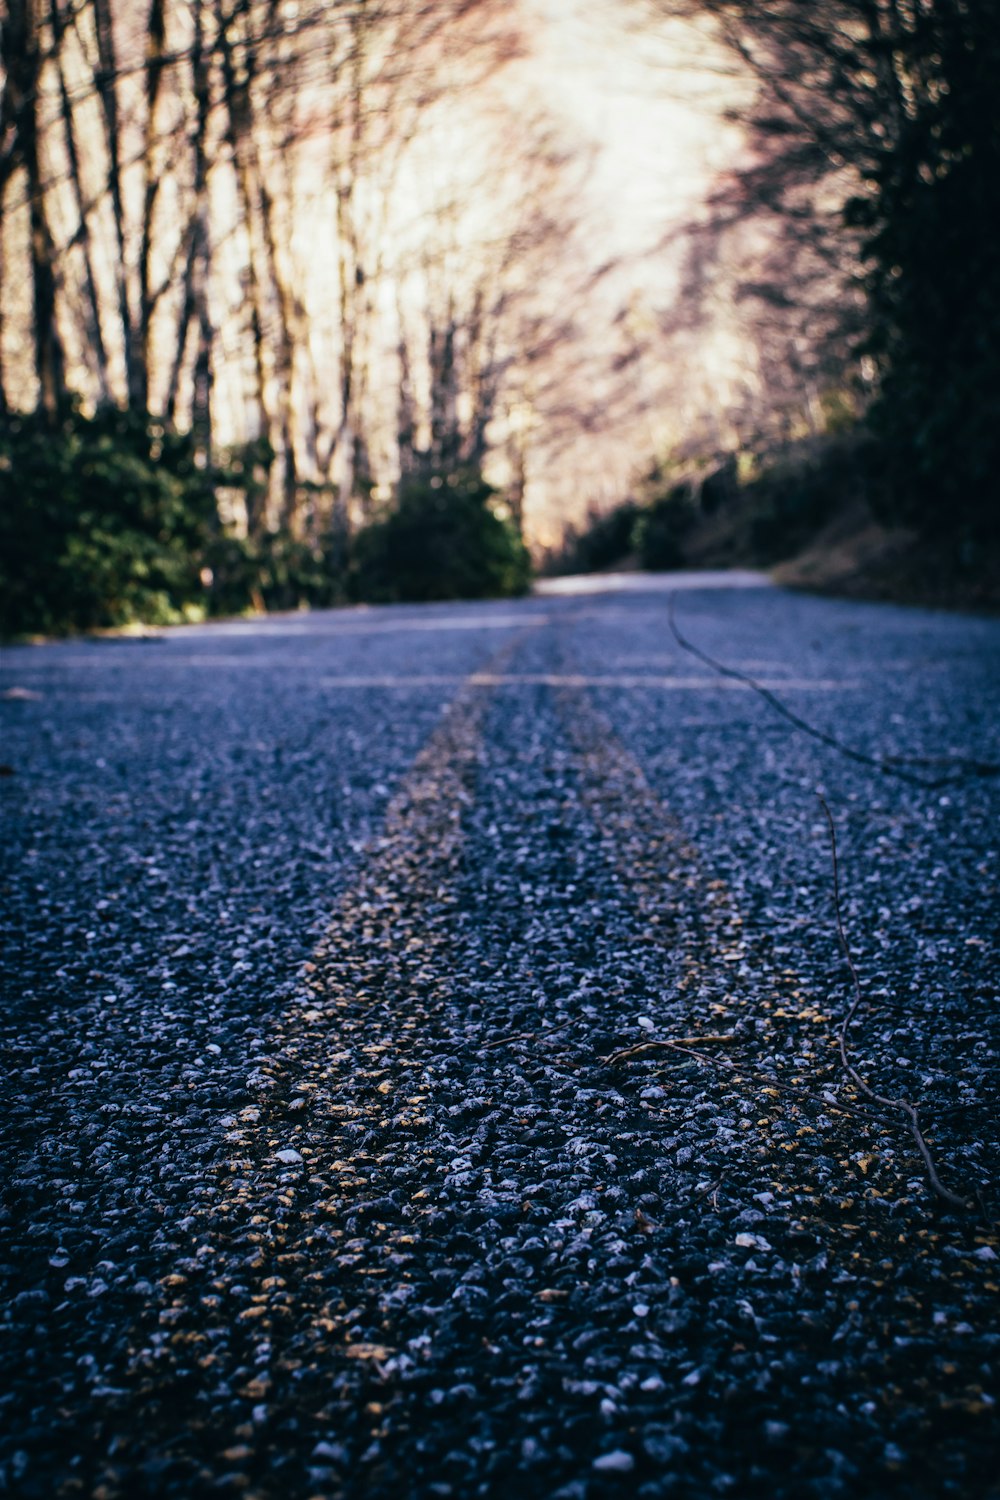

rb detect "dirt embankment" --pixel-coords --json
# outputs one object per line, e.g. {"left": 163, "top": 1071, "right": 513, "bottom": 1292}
{"left": 674, "top": 480, "right": 1000, "bottom": 616}
{"left": 769, "top": 506, "right": 1000, "bottom": 615}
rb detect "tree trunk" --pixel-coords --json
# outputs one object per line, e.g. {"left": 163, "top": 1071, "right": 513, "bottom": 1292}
{"left": 188, "top": 0, "right": 213, "bottom": 465}
{"left": 218, "top": 13, "right": 275, "bottom": 534}
{"left": 137, "top": 0, "right": 167, "bottom": 409}
{"left": 2, "top": 0, "right": 66, "bottom": 418}
{"left": 257, "top": 168, "right": 299, "bottom": 529}
{"left": 167, "top": 0, "right": 214, "bottom": 460}
{"left": 52, "top": 0, "right": 110, "bottom": 400}
{"left": 92, "top": 0, "right": 142, "bottom": 408}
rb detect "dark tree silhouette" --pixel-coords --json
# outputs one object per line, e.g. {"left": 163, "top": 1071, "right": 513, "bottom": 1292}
{"left": 658, "top": 0, "right": 1000, "bottom": 542}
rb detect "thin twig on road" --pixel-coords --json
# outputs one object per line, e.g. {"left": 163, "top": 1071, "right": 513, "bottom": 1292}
{"left": 602, "top": 1035, "right": 898, "bottom": 1127}
{"left": 480, "top": 1015, "right": 576, "bottom": 1052}
{"left": 820, "top": 797, "right": 971, "bottom": 1211}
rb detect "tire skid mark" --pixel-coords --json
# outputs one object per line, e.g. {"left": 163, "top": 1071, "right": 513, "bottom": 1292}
{"left": 548, "top": 675, "right": 889, "bottom": 1160}
{"left": 551, "top": 680, "right": 749, "bottom": 1015}
{"left": 69, "top": 644, "right": 522, "bottom": 1497}
{"left": 229, "top": 631, "right": 526, "bottom": 1129}
{"left": 541, "top": 615, "right": 837, "bottom": 1089}
{"left": 546, "top": 661, "right": 988, "bottom": 1246}
{"left": 544, "top": 680, "right": 844, "bottom": 1189}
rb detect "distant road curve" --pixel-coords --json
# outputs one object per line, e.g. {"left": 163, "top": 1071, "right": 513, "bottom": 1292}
{"left": 535, "top": 567, "right": 773, "bottom": 594}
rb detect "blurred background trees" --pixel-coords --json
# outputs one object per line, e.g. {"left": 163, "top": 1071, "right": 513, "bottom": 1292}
{"left": 671, "top": 0, "right": 1000, "bottom": 544}
{"left": 0, "top": 0, "right": 544, "bottom": 627}
{"left": 550, "top": 0, "right": 998, "bottom": 587}
{"left": 1, "top": 0, "right": 995, "bottom": 632}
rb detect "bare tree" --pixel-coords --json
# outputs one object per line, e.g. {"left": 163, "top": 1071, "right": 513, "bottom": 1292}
{"left": 0, "top": 0, "right": 583, "bottom": 541}
{"left": 1, "top": 0, "right": 66, "bottom": 416}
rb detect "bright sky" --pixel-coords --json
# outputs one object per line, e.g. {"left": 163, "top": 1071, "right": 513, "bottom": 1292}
{"left": 520, "top": 0, "right": 747, "bottom": 253}
{"left": 492, "top": 0, "right": 756, "bottom": 539}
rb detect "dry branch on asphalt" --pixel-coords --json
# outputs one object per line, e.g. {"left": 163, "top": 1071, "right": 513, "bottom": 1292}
{"left": 667, "top": 594, "right": 999, "bottom": 790}
{"left": 602, "top": 1035, "right": 897, "bottom": 1127}
{"left": 820, "top": 797, "right": 972, "bottom": 1211}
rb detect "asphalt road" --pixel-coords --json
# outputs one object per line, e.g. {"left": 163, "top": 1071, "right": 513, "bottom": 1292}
{"left": 2, "top": 576, "right": 999, "bottom": 1499}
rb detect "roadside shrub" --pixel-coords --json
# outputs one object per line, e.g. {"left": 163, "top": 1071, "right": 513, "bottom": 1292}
{"left": 549, "top": 501, "right": 639, "bottom": 575}
{"left": 199, "top": 534, "right": 261, "bottom": 618}
{"left": 0, "top": 405, "right": 215, "bottom": 635}
{"left": 255, "top": 532, "right": 342, "bottom": 612}
{"left": 350, "top": 467, "right": 530, "bottom": 603}
{"left": 633, "top": 482, "right": 698, "bottom": 569}
{"left": 202, "top": 531, "right": 348, "bottom": 616}
{"left": 745, "top": 430, "right": 882, "bottom": 561}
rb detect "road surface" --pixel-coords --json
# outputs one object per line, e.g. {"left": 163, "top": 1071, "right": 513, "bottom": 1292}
{"left": 2, "top": 576, "right": 998, "bottom": 1497}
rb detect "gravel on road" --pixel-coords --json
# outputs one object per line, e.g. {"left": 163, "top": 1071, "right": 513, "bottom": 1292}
{"left": 2, "top": 580, "right": 998, "bottom": 1499}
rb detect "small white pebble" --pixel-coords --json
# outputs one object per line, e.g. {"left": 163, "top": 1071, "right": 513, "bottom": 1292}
{"left": 274, "top": 1148, "right": 303, "bottom": 1165}
{"left": 735, "top": 1233, "right": 773, "bottom": 1251}
{"left": 312, "top": 1440, "right": 345, "bottom": 1460}
{"left": 593, "top": 1451, "right": 634, "bottom": 1473}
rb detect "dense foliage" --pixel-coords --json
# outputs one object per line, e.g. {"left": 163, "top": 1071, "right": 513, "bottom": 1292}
{"left": 850, "top": 0, "right": 1000, "bottom": 542}
{"left": 0, "top": 407, "right": 216, "bottom": 635}
{"left": 633, "top": 484, "right": 698, "bottom": 570}
{"left": 695, "top": 0, "right": 1000, "bottom": 548}
{"left": 0, "top": 410, "right": 529, "bottom": 635}
{"left": 349, "top": 468, "right": 531, "bottom": 604}
{"left": 550, "top": 502, "right": 640, "bottom": 577}
{"left": 543, "top": 432, "right": 882, "bottom": 577}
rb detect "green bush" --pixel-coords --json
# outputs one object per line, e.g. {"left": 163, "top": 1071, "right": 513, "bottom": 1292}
{"left": 845, "top": 2, "right": 1000, "bottom": 545}
{"left": 201, "top": 531, "right": 349, "bottom": 617}
{"left": 549, "top": 501, "right": 639, "bottom": 575}
{"left": 350, "top": 467, "right": 530, "bottom": 603}
{"left": 0, "top": 415, "right": 529, "bottom": 634}
{"left": 0, "top": 405, "right": 216, "bottom": 635}
{"left": 633, "top": 482, "right": 697, "bottom": 570}
{"left": 745, "top": 431, "right": 882, "bottom": 561}
{"left": 254, "top": 532, "right": 342, "bottom": 612}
